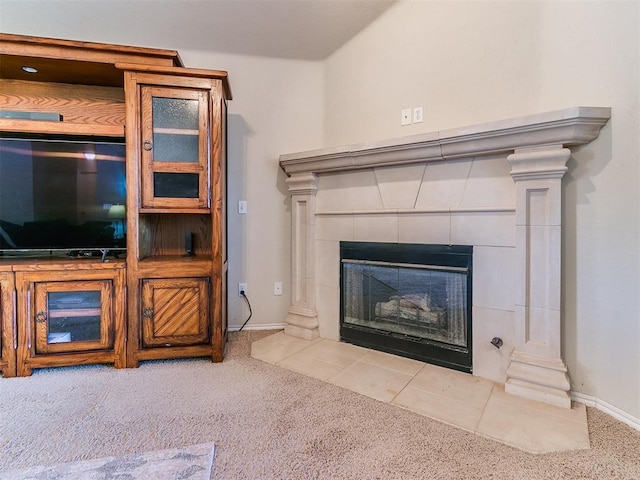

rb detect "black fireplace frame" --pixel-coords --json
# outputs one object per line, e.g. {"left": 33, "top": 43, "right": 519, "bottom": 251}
{"left": 339, "top": 241, "right": 473, "bottom": 373}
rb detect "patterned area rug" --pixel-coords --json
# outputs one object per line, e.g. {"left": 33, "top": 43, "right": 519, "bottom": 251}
{"left": 0, "top": 443, "right": 215, "bottom": 480}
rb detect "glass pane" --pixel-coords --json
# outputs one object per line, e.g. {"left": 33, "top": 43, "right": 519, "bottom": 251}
{"left": 153, "top": 173, "right": 199, "bottom": 198}
{"left": 152, "top": 132, "right": 199, "bottom": 163}
{"left": 152, "top": 97, "right": 199, "bottom": 163}
{"left": 343, "top": 262, "right": 467, "bottom": 347}
{"left": 47, "top": 291, "right": 101, "bottom": 343}
{"left": 153, "top": 97, "right": 198, "bottom": 130}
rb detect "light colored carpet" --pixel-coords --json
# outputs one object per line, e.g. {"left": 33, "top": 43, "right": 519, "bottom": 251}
{"left": 1, "top": 330, "right": 639, "bottom": 479}
{"left": 0, "top": 442, "right": 215, "bottom": 480}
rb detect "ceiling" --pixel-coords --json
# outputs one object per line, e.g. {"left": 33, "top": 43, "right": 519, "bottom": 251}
{"left": 0, "top": 0, "right": 398, "bottom": 61}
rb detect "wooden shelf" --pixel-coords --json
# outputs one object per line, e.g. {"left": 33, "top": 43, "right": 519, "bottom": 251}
{"left": 0, "top": 119, "right": 124, "bottom": 137}
{"left": 139, "top": 208, "right": 210, "bottom": 214}
{"left": 136, "top": 255, "right": 214, "bottom": 278}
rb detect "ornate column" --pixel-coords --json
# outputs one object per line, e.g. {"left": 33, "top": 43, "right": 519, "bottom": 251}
{"left": 284, "top": 173, "right": 320, "bottom": 340}
{"left": 506, "top": 145, "right": 572, "bottom": 408}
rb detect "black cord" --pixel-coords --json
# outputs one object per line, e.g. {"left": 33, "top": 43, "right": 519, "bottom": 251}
{"left": 238, "top": 291, "right": 253, "bottom": 331}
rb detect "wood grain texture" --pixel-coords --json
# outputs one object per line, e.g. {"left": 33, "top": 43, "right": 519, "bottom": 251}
{"left": 0, "top": 272, "right": 17, "bottom": 377}
{"left": 0, "top": 33, "right": 182, "bottom": 63}
{"left": 1, "top": 33, "right": 182, "bottom": 88}
{"left": 0, "top": 79, "right": 125, "bottom": 126}
{"left": 141, "top": 278, "right": 209, "bottom": 347}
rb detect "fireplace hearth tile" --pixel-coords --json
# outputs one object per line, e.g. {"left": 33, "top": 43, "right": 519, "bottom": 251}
{"left": 405, "top": 364, "right": 495, "bottom": 411}
{"left": 359, "top": 350, "right": 425, "bottom": 376}
{"left": 477, "top": 385, "right": 589, "bottom": 453}
{"left": 392, "top": 386, "right": 484, "bottom": 433}
{"left": 278, "top": 352, "right": 344, "bottom": 381}
{"left": 250, "top": 331, "right": 321, "bottom": 364}
{"left": 295, "top": 339, "right": 368, "bottom": 368}
{"left": 489, "top": 384, "right": 587, "bottom": 424}
{"left": 251, "top": 332, "right": 591, "bottom": 453}
{"left": 329, "top": 360, "right": 414, "bottom": 403}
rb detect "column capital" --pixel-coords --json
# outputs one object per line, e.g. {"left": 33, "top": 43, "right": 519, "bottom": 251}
{"left": 508, "top": 145, "right": 571, "bottom": 181}
{"left": 286, "top": 172, "right": 318, "bottom": 195}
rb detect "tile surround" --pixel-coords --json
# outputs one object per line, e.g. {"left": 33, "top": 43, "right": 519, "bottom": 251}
{"left": 374, "top": 163, "right": 426, "bottom": 209}
{"left": 252, "top": 332, "right": 590, "bottom": 454}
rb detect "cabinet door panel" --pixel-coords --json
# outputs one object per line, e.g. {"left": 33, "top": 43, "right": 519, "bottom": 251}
{"left": 33, "top": 280, "right": 113, "bottom": 354}
{"left": 140, "top": 86, "right": 209, "bottom": 209}
{"left": 141, "top": 278, "right": 209, "bottom": 347}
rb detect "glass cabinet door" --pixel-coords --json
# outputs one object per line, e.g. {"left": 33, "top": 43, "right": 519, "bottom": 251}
{"left": 33, "top": 280, "right": 113, "bottom": 354}
{"left": 140, "top": 86, "right": 210, "bottom": 210}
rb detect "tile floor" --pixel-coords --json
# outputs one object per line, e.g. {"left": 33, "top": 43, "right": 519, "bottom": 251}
{"left": 251, "top": 331, "right": 590, "bottom": 454}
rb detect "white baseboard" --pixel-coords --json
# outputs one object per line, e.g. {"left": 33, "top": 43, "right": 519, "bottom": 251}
{"left": 571, "top": 391, "right": 640, "bottom": 431}
{"left": 228, "top": 323, "right": 286, "bottom": 332}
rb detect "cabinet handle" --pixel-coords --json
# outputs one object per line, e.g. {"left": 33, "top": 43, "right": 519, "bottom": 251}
{"left": 35, "top": 311, "right": 48, "bottom": 323}
{"left": 142, "top": 307, "right": 154, "bottom": 318}
{"left": 142, "top": 140, "right": 153, "bottom": 151}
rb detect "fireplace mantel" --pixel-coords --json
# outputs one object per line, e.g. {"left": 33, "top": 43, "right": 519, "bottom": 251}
{"left": 279, "top": 106, "right": 610, "bottom": 409}
{"left": 280, "top": 106, "right": 610, "bottom": 175}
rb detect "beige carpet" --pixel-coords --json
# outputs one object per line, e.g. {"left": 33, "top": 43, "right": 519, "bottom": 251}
{"left": 1, "top": 330, "right": 639, "bottom": 479}
{"left": 0, "top": 443, "right": 215, "bottom": 480}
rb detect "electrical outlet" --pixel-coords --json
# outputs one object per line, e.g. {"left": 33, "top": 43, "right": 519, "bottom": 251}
{"left": 413, "top": 106, "right": 423, "bottom": 123}
{"left": 238, "top": 200, "right": 247, "bottom": 214}
{"left": 401, "top": 108, "right": 412, "bottom": 126}
{"left": 238, "top": 282, "right": 247, "bottom": 296}
{"left": 274, "top": 281, "right": 283, "bottom": 296}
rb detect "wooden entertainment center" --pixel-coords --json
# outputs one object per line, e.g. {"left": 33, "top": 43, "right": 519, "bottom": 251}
{"left": 0, "top": 33, "right": 231, "bottom": 377}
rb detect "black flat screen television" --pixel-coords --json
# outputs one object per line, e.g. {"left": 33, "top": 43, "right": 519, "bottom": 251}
{"left": 0, "top": 136, "right": 127, "bottom": 255}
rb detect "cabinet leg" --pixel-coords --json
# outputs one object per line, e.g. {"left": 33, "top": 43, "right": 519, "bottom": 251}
{"left": 211, "top": 349, "right": 223, "bottom": 363}
{"left": 125, "top": 356, "right": 139, "bottom": 368}
{"left": 1, "top": 368, "right": 17, "bottom": 378}
{"left": 17, "top": 363, "right": 32, "bottom": 377}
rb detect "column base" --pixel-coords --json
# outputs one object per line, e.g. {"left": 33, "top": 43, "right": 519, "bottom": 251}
{"left": 284, "top": 306, "right": 319, "bottom": 340}
{"left": 506, "top": 351, "right": 571, "bottom": 409}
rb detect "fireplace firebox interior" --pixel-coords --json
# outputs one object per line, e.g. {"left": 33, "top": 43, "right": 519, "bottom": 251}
{"left": 340, "top": 242, "right": 473, "bottom": 373}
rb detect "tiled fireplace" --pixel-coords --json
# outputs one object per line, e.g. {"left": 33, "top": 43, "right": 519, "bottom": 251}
{"left": 279, "top": 107, "right": 610, "bottom": 409}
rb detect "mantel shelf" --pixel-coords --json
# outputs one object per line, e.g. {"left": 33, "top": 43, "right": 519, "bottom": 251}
{"left": 279, "top": 106, "right": 611, "bottom": 176}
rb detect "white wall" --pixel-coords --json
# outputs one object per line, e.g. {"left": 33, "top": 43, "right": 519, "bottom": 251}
{"left": 324, "top": 0, "right": 640, "bottom": 420}
{"left": 177, "top": 50, "right": 324, "bottom": 329}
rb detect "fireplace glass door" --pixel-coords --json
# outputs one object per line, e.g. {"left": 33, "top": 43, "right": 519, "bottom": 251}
{"left": 343, "top": 262, "right": 467, "bottom": 347}
{"left": 340, "top": 242, "right": 472, "bottom": 372}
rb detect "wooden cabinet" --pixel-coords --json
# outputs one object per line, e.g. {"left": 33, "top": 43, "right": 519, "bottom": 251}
{"left": 0, "top": 269, "right": 16, "bottom": 378}
{"left": 14, "top": 262, "right": 126, "bottom": 376}
{"left": 141, "top": 277, "right": 210, "bottom": 348}
{"left": 0, "top": 34, "right": 231, "bottom": 376}
{"left": 124, "top": 66, "right": 230, "bottom": 366}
